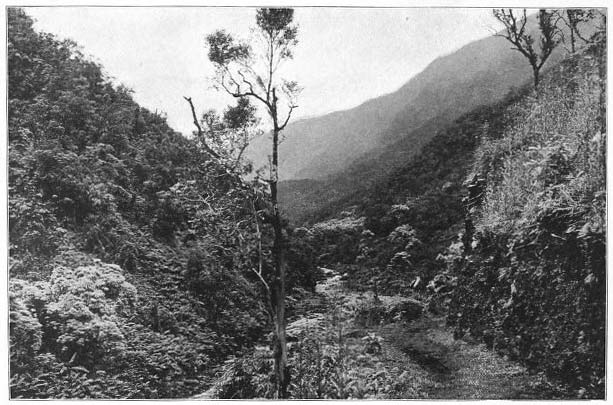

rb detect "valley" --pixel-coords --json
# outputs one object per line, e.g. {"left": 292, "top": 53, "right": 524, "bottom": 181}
{"left": 8, "top": 6, "right": 606, "bottom": 400}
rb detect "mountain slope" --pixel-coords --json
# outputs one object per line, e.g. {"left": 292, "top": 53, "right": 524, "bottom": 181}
{"left": 8, "top": 9, "right": 318, "bottom": 398}
{"left": 248, "top": 15, "right": 564, "bottom": 182}
{"left": 300, "top": 15, "right": 606, "bottom": 398}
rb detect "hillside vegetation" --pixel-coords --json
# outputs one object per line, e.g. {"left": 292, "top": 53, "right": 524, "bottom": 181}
{"left": 301, "top": 16, "right": 606, "bottom": 398}
{"left": 8, "top": 9, "right": 317, "bottom": 398}
{"left": 447, "top": 35, "right": 606, "bottom": 397}
{"left": 8, "top": 6, "right": 606, "bottom": 400}
{"left": 277, "top": 13, "right": 600, "bottom": 226}
{"left": 298, "top": 90, "right": 525, "bottom": 296}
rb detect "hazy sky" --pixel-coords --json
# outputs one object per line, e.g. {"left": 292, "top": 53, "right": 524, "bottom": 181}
{"left": 26, "top": 7, "right": 500, "bottom": 135}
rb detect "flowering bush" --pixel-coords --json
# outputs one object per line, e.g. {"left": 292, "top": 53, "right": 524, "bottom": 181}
{"left": 10, "top": 261, "right": 138, "bottom": 397}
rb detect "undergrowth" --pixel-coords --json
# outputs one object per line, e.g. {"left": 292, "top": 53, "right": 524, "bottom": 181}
{"left": 204, "top": 281, "right": 417, "bottom": 399}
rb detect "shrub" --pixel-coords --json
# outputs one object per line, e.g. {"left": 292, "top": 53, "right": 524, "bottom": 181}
{"left": 205, "top": 346, "right": 276, "bottom": 399}
{"left": 10, "top": 262, "right": 137, "bottom": 371}
{"left": 9, "top": 289, "right": 44, "bottom": 367}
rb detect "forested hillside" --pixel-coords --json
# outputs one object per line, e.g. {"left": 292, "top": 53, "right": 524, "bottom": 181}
{"left": 300, "top": 90, "right": 524, "bottom": 296}
{"left": 8, "top": 6, "right": 606, "bottom": 400}
{"left": 8, "top": 9, "right": 317, "bottom": 398}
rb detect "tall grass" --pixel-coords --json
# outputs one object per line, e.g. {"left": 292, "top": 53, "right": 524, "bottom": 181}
{"left": 474, "top": 54, "right": 605, "bottom": 236}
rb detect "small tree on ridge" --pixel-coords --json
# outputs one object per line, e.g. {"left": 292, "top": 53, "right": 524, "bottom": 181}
{"left": 493, "top": 9, "right": 560, "bottom": 90}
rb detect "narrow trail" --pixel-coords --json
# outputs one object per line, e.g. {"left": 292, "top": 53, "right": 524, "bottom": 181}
{"left": 294, "top": 268, "right": 561, "bottom": 399}
{"left": 196, "top": 268, "right": 563, "bottom": 399}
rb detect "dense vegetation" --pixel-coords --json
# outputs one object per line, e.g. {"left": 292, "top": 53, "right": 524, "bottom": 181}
{"left": 299, "top": 92, "right": 525, "bottom": 298}
{"left": 293, "top": 10, "right": 605, "bottom": 398}
{"left": 447, "top": 36, "right": 606, "bottom": 397}
{"left": 8, "top": 6, "right": 606, "bottom": 400}
{"left": 8, "top": 9, "right": 317, "bottom": 398}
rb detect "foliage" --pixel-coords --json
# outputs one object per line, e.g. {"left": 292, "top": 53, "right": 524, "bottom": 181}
{"left": 286, "top": 227, "right": 322, "bottom": 291}
{"left": 306, "top": 93, "right": 521, "bottom": 294}
{"left": 197, "top": 97, "right": 260, "bottom": 173}
{"left": 8, "top": 8, "right": 316, "bottom": 398}
{"left": 448, "top": 42, "right": 606, "bottom": 398}
{"left": 309, "top": 215, "right": 364, "bottom": 265}
{"left": 287, "top": 295, "right": 413, "bottom": 399}
{"left": 204, "top": 346, "right": 277, "bottom": 399}
{"left": 208, "top": 294, "right": 400, "bottom": 399}
{"left": 11, "top": 353, "right": 134, "bottom": 399}
{"left": 9, "top": 286, "right": 44, "bottom": 366}
{"left": 556, "top": 9, "right": 601, "bottom": 53}
{"left": 10, "top": 262, "right": 136, "bottom": 397}
{"left": 206, "top": 30, "right": 250, "bottom": 66}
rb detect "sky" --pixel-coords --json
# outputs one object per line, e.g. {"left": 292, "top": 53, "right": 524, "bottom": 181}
{"left": 25, "top": 6, "right": 500, "bottom": 136}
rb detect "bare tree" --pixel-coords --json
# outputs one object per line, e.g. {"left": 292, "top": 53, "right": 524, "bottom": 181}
{"left": 493, "top": 9, "right": 560, "bottom": 90}
{"left": 205, "top": 8, "right": 300, "bottom": 398}
{"left": 555, "top": 9, "right": 597, "bottom": 53}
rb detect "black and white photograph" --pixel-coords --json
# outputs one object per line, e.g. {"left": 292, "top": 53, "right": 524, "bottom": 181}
{"left": 6, "top": 2, "right": 608, "bottom": 400}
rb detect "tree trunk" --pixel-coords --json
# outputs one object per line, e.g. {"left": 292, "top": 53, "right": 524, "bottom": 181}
{"left": 533, "top": 66, "right": 540, "bottom": 91}
{"left": 596, "top": 23, "right": 606, "bottom": 172}
{"left": 270, "top": 125, "right": 289, "bottom": 398}
{"left": 567, "top": 11, "right": 577, "bottom": 53}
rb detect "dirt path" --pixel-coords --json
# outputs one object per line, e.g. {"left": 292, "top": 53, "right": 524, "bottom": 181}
{"left": 303, "top": 268, "right": 565, "bottom": 399}
{"left": 196, "top": 268, "right": 566, "bottom": 399}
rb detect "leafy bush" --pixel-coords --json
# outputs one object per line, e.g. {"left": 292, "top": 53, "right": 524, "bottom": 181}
{"left": 45, "top": 264, "right": 136, "bottom": 365}
{"left": 10, "top": 256, "right": 225, "bottom": 399}
{"left": 9, "top": 287, "right": 44, "bottom": 366}
{"left": 203, "top": 346, "right": 276, "bottom": 399}
{"left": 288, "top": 309, "right": 398, "bottom": 399}
{"left": 9, "top": 261, "right": 138, "bottom": 398}
{"left": 10, "top": 353, "right": 134, "bottom": 399}
{"left": 209, "top": 302, "right": 398, "bottom": 399}
{"left": 115, "top": 323, "right": 212, "bottom": 398}
{"left": 11, "top": 262, "right": 136, "bottom": 368}
{"left": 308, "top": 216, "right": 364, "bottom": 265}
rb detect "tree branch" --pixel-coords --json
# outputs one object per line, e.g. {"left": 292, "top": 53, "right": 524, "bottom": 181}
{"left": 237, "top": 70, "right": 271, "bottom": 108}
{"left": 183, "top": 96, "right": 220, "bottom": 159}
{"left": 278, "top": 105, "right": 296, "bottom": 132}
{"left": 233, "top": 130, "right": 251, "bottom": 169}
{"left": 220, "top": 69, "right": 272, "bottom": 113}
{"left": 250, "top": 199, "right": 275, "bottom": 323}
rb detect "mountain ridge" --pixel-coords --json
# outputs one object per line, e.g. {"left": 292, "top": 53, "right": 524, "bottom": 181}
{"left": 247, "top": 16, "right": 561, "bottom": 182}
